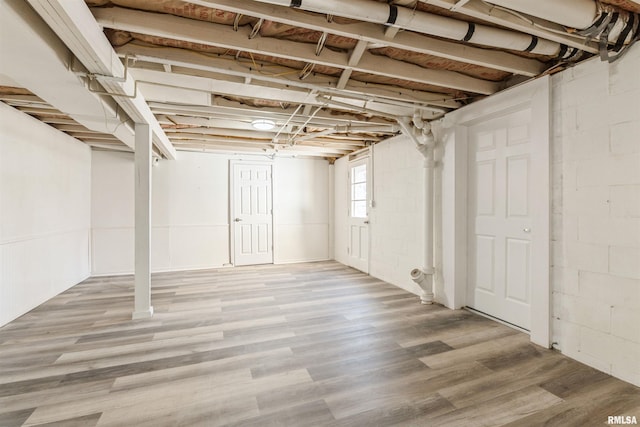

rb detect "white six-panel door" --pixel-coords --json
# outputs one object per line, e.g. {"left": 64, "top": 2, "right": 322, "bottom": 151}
{"left": 231, "top": 162, "right": 273, "bottom": 266}
{"left": 467, "top": 109, "right": 536, "bottom": 330}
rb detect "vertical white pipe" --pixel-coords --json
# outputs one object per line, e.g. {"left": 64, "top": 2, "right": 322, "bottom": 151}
{"left": 422, "top": 147, "right": 435, "bottom": 303}
{"left": 133, "top": 122, "right": 154, "bottom": 319}
{"left": 398, "top": 117, "right": 435, "bottom": 303}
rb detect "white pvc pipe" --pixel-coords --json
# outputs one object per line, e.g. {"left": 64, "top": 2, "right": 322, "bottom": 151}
{"left": 251, "top": 0, "right": 560, "bottom": 56}
{"left": 485, "top": 0, "right": 597, "bottom": 30}
{"left": 485, "top": 0, "right": 633, "bottom": 44}
{"left": 423, "top": 148, "right": 435, "bottom": 279}
{"left": 398, "top": 117, "right": 435, "bottom": 304}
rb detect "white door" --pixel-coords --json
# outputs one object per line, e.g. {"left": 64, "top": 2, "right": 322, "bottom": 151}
{"left": 231, "top": 162, "right": 273, "bottom": 266}
{"left": 467, "top": 109, "right": 539, "bottom": 330}
{"left": 347, "top": 159, "right": 369, "bottom": 273}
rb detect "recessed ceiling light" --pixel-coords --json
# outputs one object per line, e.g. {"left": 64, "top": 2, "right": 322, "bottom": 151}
{"left": 251, "top": 119, "right": 276, "bottom": 131}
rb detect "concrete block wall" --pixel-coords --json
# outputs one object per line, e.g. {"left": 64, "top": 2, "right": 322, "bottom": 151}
{"left": 551, "top": 44, "right": 640, "bottom": 386}
{"left": 333, "top": 136, "right": 424, "bottom": 296}
{"left": 369, "top": 136, "right": 424, "bottom": 295}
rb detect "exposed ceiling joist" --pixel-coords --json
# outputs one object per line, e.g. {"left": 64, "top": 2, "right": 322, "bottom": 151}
{"left": 173, "top": 143, "right": 338, "bottom": 159}
{"left": 130, "top": 69, "right": 318, "bottom": 107}
{"left": 189, "top": 0, "right": 545, "bottom": 76}
{"left": 132, "top": 69, "right": 444, "bottom": 121}
{"left": 166, "top": 133, "right": 352, "bottom": 154}
{"left": 116, "top": 44, "right": 461, "bottom": 110}
{"left": 1, "top": 0, "right": 135, "bottom": 150}
{"left": 27, "top": 0, "right": 177, "bottom": 159}
{"left": 148, "top": 101, "right": 394, "bottom": 128}
{"left": 337, "top": 40, "right": 369, "bottom": 90}
{"left": 92, "top": 7, "right": 500, "bottom": 95}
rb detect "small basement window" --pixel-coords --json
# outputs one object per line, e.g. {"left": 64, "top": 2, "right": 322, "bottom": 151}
{"left": 350, "top": 163, "right": 367, "bottom": 218}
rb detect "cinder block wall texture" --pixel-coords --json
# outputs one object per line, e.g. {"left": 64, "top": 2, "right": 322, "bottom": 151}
{"left": 551, "top": 44, "right": 640, "bottom": 386}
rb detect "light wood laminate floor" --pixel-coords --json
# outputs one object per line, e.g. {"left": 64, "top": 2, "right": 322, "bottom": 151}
{"left": 1, "top": 261, "right": 638, "bottom": 426}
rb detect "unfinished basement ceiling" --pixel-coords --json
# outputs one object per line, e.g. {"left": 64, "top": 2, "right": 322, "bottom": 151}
{"left": 10, "top": 0, "right": 640, "bottom": 160}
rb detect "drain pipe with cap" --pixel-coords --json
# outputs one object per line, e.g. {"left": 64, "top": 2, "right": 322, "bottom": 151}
{"left": 397, "top": 114, "right": 436, "bottom": 304}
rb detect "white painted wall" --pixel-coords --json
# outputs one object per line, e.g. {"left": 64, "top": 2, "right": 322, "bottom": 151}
{"left": 334, "top": 136, "right": 424, "bottom": 294}
{"left": 550, "top": 44, "right": 640, "bottom": 386}
{"left": 92, "top": 151, "right": 330, "bottom": 274}
{"left": 333, "top": 45, "right": 640, "bottom": 386}
{"left": 0, "top": 103, "right": 91, "bottom": 326}
{"left": 273, "top": 157, "right": 330, "bottom": 263}
{"left": 369, "top": 138, "right": 424, "bottom": 294}
{"left": 334, "top": 156, "right": 349, "bottom": 266}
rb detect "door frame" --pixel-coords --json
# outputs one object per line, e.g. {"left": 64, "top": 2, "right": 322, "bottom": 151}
{"left": 229, "top": 159, "right": 274, "bottom": 266}
{"left": 346, "top": 152, "right": 371, "bottom": 273}
{"left": 441, "top": 76, "right": 551, "bottom": 347}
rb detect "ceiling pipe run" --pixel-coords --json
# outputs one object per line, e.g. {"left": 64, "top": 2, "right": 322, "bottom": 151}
{"left": 485, "top": 0, "right": 640, "bottom": 61}
{"left": 249, "top": 0, "right": 573, "bottom": 58}
{"left": 485, "top": 0, "right": 598, "bottom": 30}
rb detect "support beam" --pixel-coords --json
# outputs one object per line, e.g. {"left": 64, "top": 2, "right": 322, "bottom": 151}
{"left": 117, "top": 44, "right": 461, "bottom": 110}
{"left": 149, "top": 101, "right": 396, "bottom": 127}
{"left": 27, "top": 0, "right": 177, "bottom": 159}
{"left": 133, "top": 122, "right": 153, "bottom": 320}
{"left": 131, "top": 68, "right": 318, "bottom": 106}
{"left": 337, "top": 40, "right": 369, "bottom": 89}
{"left": 93, "top": 7, "right": 500, "bottom": 94}
{"left": 0, "top": 0, "right": 135, "bottom": 149}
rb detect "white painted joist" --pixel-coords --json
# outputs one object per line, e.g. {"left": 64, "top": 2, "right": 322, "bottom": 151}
{"left": 174, "top": 143, "right": 340, "bottom": 158}
{"left": 151, "top": 103, "right": 395, "bottom": 128}
{"left": 421, "top": 0, "right": 598, "bottom": 54}
{"left": 189, "top": 0, "right": 545, "bottom": 76}
{"left": 155, "top": 113, "right": 391, "bottom": 131}
{"left": 167, "top": 131, "right": 380, "bottom": 148}
{"left": 117, "top": 44, "right": 460, "bottom": 110}
{"left": 134, "top": 69, "right": 446, "bottom": 121}
{"left": 0, "top": 0, "right": 135, "bottom": 149}
{"left": 163, "top": 126, "right": 391, "bottom": 141}
{"left": 27, "top": 0, "right": 176, "bottom": 159}
{"left": 167, "top": 134, "right": 351, "bottom": 155}
{"left": 337, "top": 40, "right": 369, "bottom": 89}
{"left": 92, "top": 7, "right": 499, "bottom": 94}
{"left": 131, "top": 69, "right": 318, "bottom": 106}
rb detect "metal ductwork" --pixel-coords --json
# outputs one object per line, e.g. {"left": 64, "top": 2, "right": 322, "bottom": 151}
{"left": 249, "top": 0, "right": 580, "bottom": 59}
{"left": 485, "top": 0, "right": 640, "bottom": 62}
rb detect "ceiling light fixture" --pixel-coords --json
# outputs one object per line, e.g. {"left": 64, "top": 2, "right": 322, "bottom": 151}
{"left": 251, "top": 119, "right": 276, "bottom": 131}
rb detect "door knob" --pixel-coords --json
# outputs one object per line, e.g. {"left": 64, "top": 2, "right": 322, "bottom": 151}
{"left": 234, "top": 218, "right": 242, "bottom": 222}
{"left": 364, "top": 220, "right": 370, "bottom": 224}
{"left": 523, "top": 228, "right": 531, "bottom": 233}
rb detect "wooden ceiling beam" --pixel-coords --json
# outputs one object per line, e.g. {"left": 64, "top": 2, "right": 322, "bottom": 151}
{"left": 189, "top": 0, "right": 545, "bottom": 76}
{"left": 28, "top": 0, "right": 176, "bottom": 159}
{"left": 93, "top": 7, "right": 499, "bottom": 94}
{"left": 117, "top": 44, "right": 460, "bottom": 110}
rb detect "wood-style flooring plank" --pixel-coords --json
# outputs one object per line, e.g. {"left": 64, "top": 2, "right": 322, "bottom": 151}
{"left": 0, "top": 261, "right": 638, "bottom": 426}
